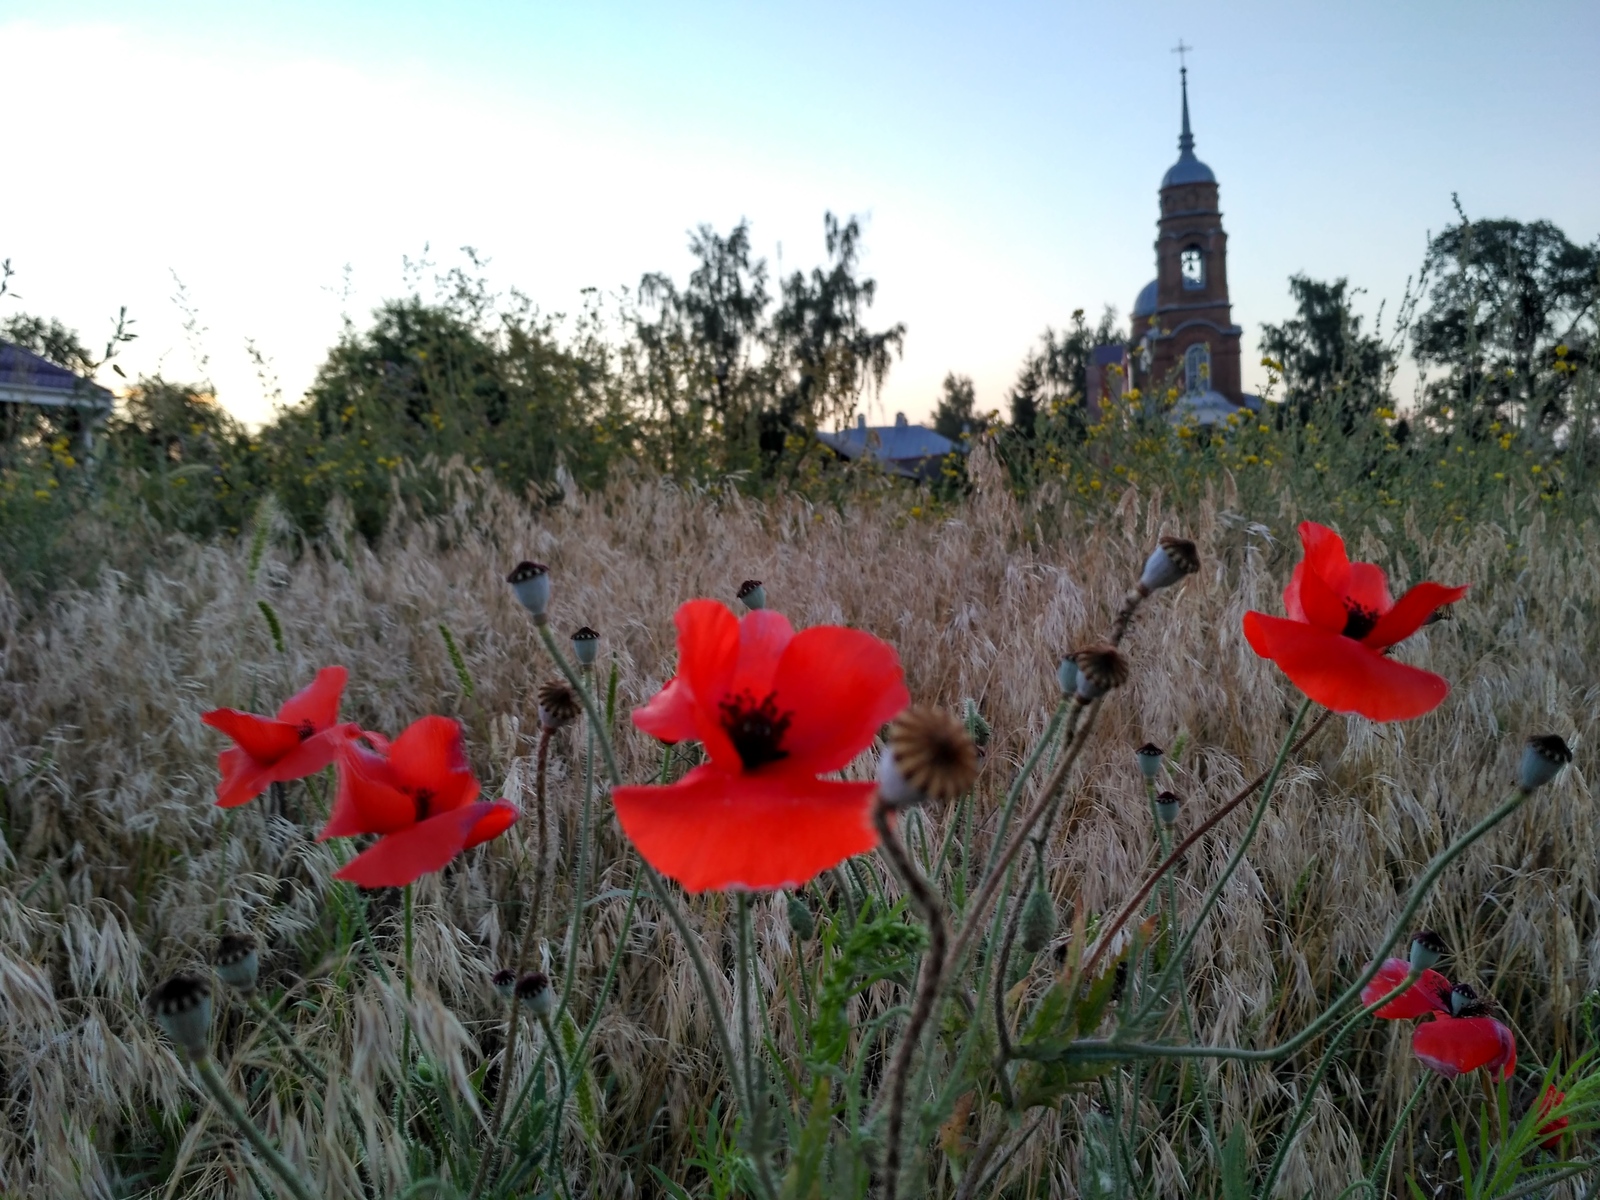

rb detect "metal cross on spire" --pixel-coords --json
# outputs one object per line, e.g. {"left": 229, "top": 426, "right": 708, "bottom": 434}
{"left": 1172, "top": 39, "right": 1192, "bottom": 71}
{"left": 1172, "top": 40, "right": 1196, "bottom": 154}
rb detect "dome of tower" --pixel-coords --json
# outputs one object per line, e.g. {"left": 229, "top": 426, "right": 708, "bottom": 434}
{"left": 1161, "top": 153, "right": 1216, "bottom": 188}
{"left": 1132, "top": 279, "right": 1158, "bottom": 318}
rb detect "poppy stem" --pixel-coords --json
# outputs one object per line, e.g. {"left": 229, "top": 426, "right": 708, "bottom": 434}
{"left": 536, "top": 623, "right": 620, "bottom": 787}
{"left": 1479, "top": 1069, "right": 1502, "bottom": 1143}
{"left": 190, "top": 1055, "right": 319, "bottom": 1200}
{"left": 873, "top": 796, "right": 948, "bottom": 1200}
{"left": 246, "top": 993, "right": 328, "bottom": 1089}
{"left": 980, "top": 700, "right": 1069, "bottom": 879}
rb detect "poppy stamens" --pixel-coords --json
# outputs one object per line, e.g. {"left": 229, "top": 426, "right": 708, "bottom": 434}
{"left": 1342, "top": 602, "right": 1379, "bottom": 640}
{"left": 720, "top": 690, "right": 792, "bottom": 770}
{"left": 411, "top": 788, "right": 435, "bottom": 822}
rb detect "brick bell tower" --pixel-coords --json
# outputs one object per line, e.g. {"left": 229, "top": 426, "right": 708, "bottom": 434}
{"left": 1129, "top": 63, "right": 1244, "bottom": 413}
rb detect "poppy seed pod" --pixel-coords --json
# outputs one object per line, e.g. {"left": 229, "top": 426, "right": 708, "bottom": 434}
{"left": 492, "top": 967, "right": 516, "bottom": 1000}
{"left": 736, "top": 580, "right": 766, "bottom": 611}
{"left": 1410, "top": 929, "right": 1447, "bottom": 973}
{"left": 787, "top": 895, "right": 816, "bottom": 941}
{"left": 1135, "top": 743, "right": 1164, "bottom": 781}
{"left": 149, "top": 974, "right": 213, "bottom": 1061}
{"left": 1071, "top": 644, "right": 1130, "bottom": 703}
{"left": 213, "top": 933, "right": 259, "bottom": 994}
{"left": 877, "top": 705, "right": 979, "bottom": 808}
{"left": 516, "top": 971, "right": 554, "bottom": 1019}
{"left": 537, "top": 679, "right": 582, "bottom": 731}
{"left": 507, "top": 561, "right": 551, "bottom": 621}
{"left": 570, "top": 626, "right": 600, "bottom": 667}
{"left": 1155, "top": 790, "right": 1182, "bottom": 826}
{"left": 1449, "top": 982, "right": 1487, "bottom": 1019}
{"left": 1138, "top": 536, "right": 1200, "bottom": 595}
{"left": 1020, "top": 888, "right": 1057, "bottom": 954}
{"left": 1056, "top": 655, "right": 1079, "bottom": 697}
{"left": 1519, "top": 734, "right": 1573, "bottom": 792}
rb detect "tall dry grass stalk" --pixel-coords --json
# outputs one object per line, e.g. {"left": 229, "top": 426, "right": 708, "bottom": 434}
{"left": 0, "top": 453, "right": 1593, "bottom": 1197}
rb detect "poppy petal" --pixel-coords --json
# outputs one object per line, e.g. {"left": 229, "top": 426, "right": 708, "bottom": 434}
{"left": 1412, "top": 1016, "right": 1516, "bottom": 1080}
{"left": 1292, "top": 552, "right": 1355, "bottom": 635}
{"left": 770, "top": 626, "right": 910, "bottom": 775}
{"left": 1341, "top": 563, "right": 1394, "bottom": 617}
{"left": 1242, "top": 612, "right": 1451, "bottom": 721}
{"left": 1297, "top": 522, "right": 1392, "bottom": 617}
{"left": 202, "top": 710, "right": 303, "bottom": 765}
{"left": 732, "top": 610, "right": 796, "bottom": 695}
{"left": 612, "top": 765, "right": 879, "bottom": 893}
{"left": 320, "top": 743, "right": 416, "bottom": 839}
{"left": 673, "top": 600, "right": 743, "bottom": 771}
{"left": 275, "top": 666, "right": 348, "bottom": 733}
{"left": 633, "top": 678, "right": 700, "bottom": 745}
{"left": 388, "top": 716, "right": 480, "bottom": 812}
{"left": 1361, "top": 958, "right": 1452, "bottom": 1018}
{"left": 214, "top": 724, "right": 355, "bottom": 808}
{"left": 215, "top": 747, "right": 278, "bottom": 809}
{"left": 1365, "top": 582, "right": 1469, "bottom": 650}
{"left": 333, "top": 800, "right": 517, "bottom": 888}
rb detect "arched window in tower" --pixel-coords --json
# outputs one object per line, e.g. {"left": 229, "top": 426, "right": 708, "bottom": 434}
{"left": 1184, "top": 343, "right": 1211, "bottom": 395}
{"left": 1181, "top": 246, "right": 1205, "bottom": 290}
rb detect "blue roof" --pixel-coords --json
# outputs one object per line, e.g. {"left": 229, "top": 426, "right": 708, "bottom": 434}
{"left": 0, "top": 341, "right": 113, "bottom": 409}
{"left": 1162, "top": 152, "right": 1216, "bottom": 188}
{"left": 817, "top": 419, "right": 958, "bottom": 463}
{"left": 1132, "top": 278, "right": 1159, "bottom": 318}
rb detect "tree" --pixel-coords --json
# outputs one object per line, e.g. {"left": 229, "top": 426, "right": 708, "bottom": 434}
{"left": 1412, "top": 211, "right": 1599, "bottom": 424}
{"left": 1259, "top": 275, "right": 1394, "bottom": 430}
{"left": 1006, "top": 307, "right": 1123, "bottom": 438}
{"left": 933, "top": 372, "right": 981, "bottom": 441}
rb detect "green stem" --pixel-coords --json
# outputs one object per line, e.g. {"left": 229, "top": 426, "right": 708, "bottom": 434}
{"left": 247, "top": 994, "right": 327, "bottom": 1089}
{"left": 192, "top": 1056, "right": 318, "bottom": 1200}
{"left": 539, "top": 1015, "right": 573, "bottom": 1198}
{"left": 1361, "top": 1074, "right": 1429, "bottom": 1200}
{"left": 981, "top": 701, "right": 1068, "bottom": 878}
{"left": 536, "top": 623, "right": 619, "bottom": 786}
{"left": 737, "top": 894, "right": 756, "bottom": 1121}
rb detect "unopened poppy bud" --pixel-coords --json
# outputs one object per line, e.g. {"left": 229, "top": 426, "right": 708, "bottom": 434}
{"left": 537, "top": 679, "right": 582, "bottom": 731}
{"left": 1155, "top": 790, "right": 1182, "bottom": 826}
{"left": 1519, "top": 735, "right": 1572, "bottom": 792}
{"left": 736, "top": 580, "right": 766, "bottom": 611}
{"left": 961, "top": 698, "right": 991, "bottom": 750}
{"left": 1135, "top": 743, "right": 1164, "bottom": 781}
{"left": 1020, "top": 887, "right": 1057, "bottom": 954}
{"left": 1138, "top": 536, "right": 1199, "bottom": 595}
{"left": 1448, "top": 982, "right": 1487, "bottom": 1018}
{"left": 877, "top": 705, "right": 979, "bottom": 808}
{"left": 1410, "top": 929, "right": 1447, "bottom": 973}
{"left": 1071, "top": 645, "right": 1129, "bottom": 703}
{"left": 516, "top": 971, "right": 554, "bottom": 1019}
{"left": 492, "top": 968, "right": 516, "bottom": 1000}
{"left": 570, "top": 626, "right": 600, "bottom": 667}
{"left": 1056, "top": 655, "right": 1079, "bottom": 697}
{"left": 787, "top": 895, "right": 816, "bottom": 941}
{"left": 507, "top": 561, "right": 551, "bottom": 622}
{"left": 149, "top": 974, "right": 213, "bottom": 1061}
{"left": 213, "top": 933, "right": 259, "bottom": 994}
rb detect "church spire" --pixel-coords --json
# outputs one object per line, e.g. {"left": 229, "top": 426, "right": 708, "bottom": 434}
{"left": 1178, "top": 64, "right": 1195, "bottom": 155}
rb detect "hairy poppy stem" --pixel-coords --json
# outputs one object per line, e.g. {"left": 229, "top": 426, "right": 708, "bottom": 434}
{"left": 981, "top": 700, "right": 1069, "bottom": 878}
{"left": 246, "top": 994, "right": 328, "bottom": 1089}
{"left": 536, "top": 624, "right": 620, "bottom": 787}
{"left": 873, "top": 796, "right": 948, "bottom": 1200}
{"left": 190, "top": 1056, "right": 319, "bottom": 1200}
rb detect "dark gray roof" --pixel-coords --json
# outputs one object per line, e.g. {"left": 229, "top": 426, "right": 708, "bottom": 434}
{"left": 1132, "top": 279, "right": 1159, "bottom": 318}
{"left": 816, "top": 413, "right": 964, "bottom": 479}
{"left": 0, "top": 341, "right": 113, "bottom": 410}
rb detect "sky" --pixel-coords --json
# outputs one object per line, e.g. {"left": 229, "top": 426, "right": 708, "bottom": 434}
{"left": 1, "top": 1, "right": 1597, "bottom": 428}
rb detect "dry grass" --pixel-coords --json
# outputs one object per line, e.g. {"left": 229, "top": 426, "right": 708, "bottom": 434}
{"left": 0, "top": 451, "right": 1595, "bottom": 1198}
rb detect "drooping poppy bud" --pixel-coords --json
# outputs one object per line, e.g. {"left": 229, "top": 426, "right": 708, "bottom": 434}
{"left": 877, "top": 705, "right": 979, "bottom": 808}
{"left": 507, "top": 561, "right": 551, "bottom": 621}
{"left": 1071, "top": 645, "right": 1129, "bottom": 703}
{"left": 736, "top": 580, "right": 766, "bottom": 611}
{"left": 1138, "top": 536, "right": 1199, "bottom": 595}
{"left": 570, "top": 626, "right": 600, "bottom": 667}
{"left": 213, "top": 933, "right": 259, "bottom": 995}
{"left": 1155, "top": 790, "right": 1182, "bottom": 826}
{"left": 787, "top": 895, "right": 816, "bottom": 941}
{"left": 1020, "top": 887, "right": 1057, "bottom": 954}
{"left": 492, "top": 968, "right": 516, "bottom": 1000}
{"left": 1056, "top": 655, "right": 1079, "bottom": 697}
{"left": 537, "top": 679, "right": 582, "bottom": 731}
{"left": 1410, "top": 929, "right": 1447, "bottom": 973}
{"left": 961, "top": 698, "right": 991, "bottom": 750}
{"left": 1135, "top": 743, "right": 1164, "bottom": 781}
{"left": 516, "top": 971, "right": 554, "bottom": 1019}
{"left": 1519, "top": 735, "right": 1572, "bottom": 793}
{"left": 1536, "top": 1085, "right": 1569, "bottom": 1152}
{"left": 149, "top": 974, "right": 213, "bottom": 1061}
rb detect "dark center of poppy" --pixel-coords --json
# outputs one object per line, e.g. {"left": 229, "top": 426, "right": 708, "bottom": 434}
{"left": 719, "top": 690, "right": 792, "bottom": 771}
{"left": 296, "top": 720, "right": 316, "bottom": 741}
{"left": 410, "top": 788, "right": 435, "bottom": 822}
{"left": 1342, "top": 601, "right": 1379, "bottom": 641}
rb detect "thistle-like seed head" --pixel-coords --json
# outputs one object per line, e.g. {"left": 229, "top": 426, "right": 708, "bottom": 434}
{"left": 736, "top": 580, "right": 767, "bottom": 611}
{"left": 516, "top": 971, "right": 554, "bottom": 1018}
{"left": 1071, "top": 644, "right": 1130, "bottom": 702}
{"left": 1135, "top": 742, "right": 1165, "bottom": 781}
{"left": 1519, "top": 734, "right": 1573, "bottom": 793}
{"left": 148, "top": 974, "right": 213, "bottom": 1061}
{"left": 537, "top": 679, "right": 582, "bottom": 731}
{"left": 1410, "top": 929, "right": 1447, "bottom": 973}
{"left": 213, "top": 933, "right": 259, "bottom": 994}
{"left": 570, "top": 626, "right": 600, "bottom": 667}
{"left": 877, "top": 705, "right": 979, "bottom": 808}
{"left": 1138, "top": 536, "right": 1200, "bottom": 594}
{"left": 492, "top": 968, "right": 516, "bottom": 1000}
{"left": 507, "top": 561, "right": 551, "bottom": 620}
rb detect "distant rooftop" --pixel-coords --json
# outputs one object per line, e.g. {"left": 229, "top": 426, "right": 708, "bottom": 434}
{"left": 816, "top": 412, "right": 965, "bottom": 481}
{"left": 0, "top": 341, "right": 114, "bottom": 411}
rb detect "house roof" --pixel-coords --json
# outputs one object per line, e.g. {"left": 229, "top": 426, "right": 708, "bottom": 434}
{"left": 0, "top": 341, "right": 114, "bottom": 411}
{"left": 816, "top": 413, "right": 962, "bottom": 472}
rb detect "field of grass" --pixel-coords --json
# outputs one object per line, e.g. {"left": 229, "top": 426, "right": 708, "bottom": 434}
{"left": 1, "top": 447, "right": 1596, "bottom": 1198}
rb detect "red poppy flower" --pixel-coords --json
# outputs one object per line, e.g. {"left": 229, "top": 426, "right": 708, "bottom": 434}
{"left": 1535, "top": 1084, "right": 1569, "bottom": 1151}
{"left": 612, "top": 600, "right": 909, "bottom": 893}
{"left": 320, "top": 715, "right": 518, "bottom": 888}
{"left": 1361, "top": 957, "right": 1452, "bottom": 1019}
{"left": 202, "top": 667, "right": 358, "bottom": 808}
{"left": 1242, "top": 522, "right": 1467, "bottom": 721}
{"left": 1412, "top": 1014, "right": 1516, "bottom": 1080}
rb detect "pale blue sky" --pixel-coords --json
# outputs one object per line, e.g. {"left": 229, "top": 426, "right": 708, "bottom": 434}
{"left": 1, "top": 1, "right": 1596, "bottom": 425}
